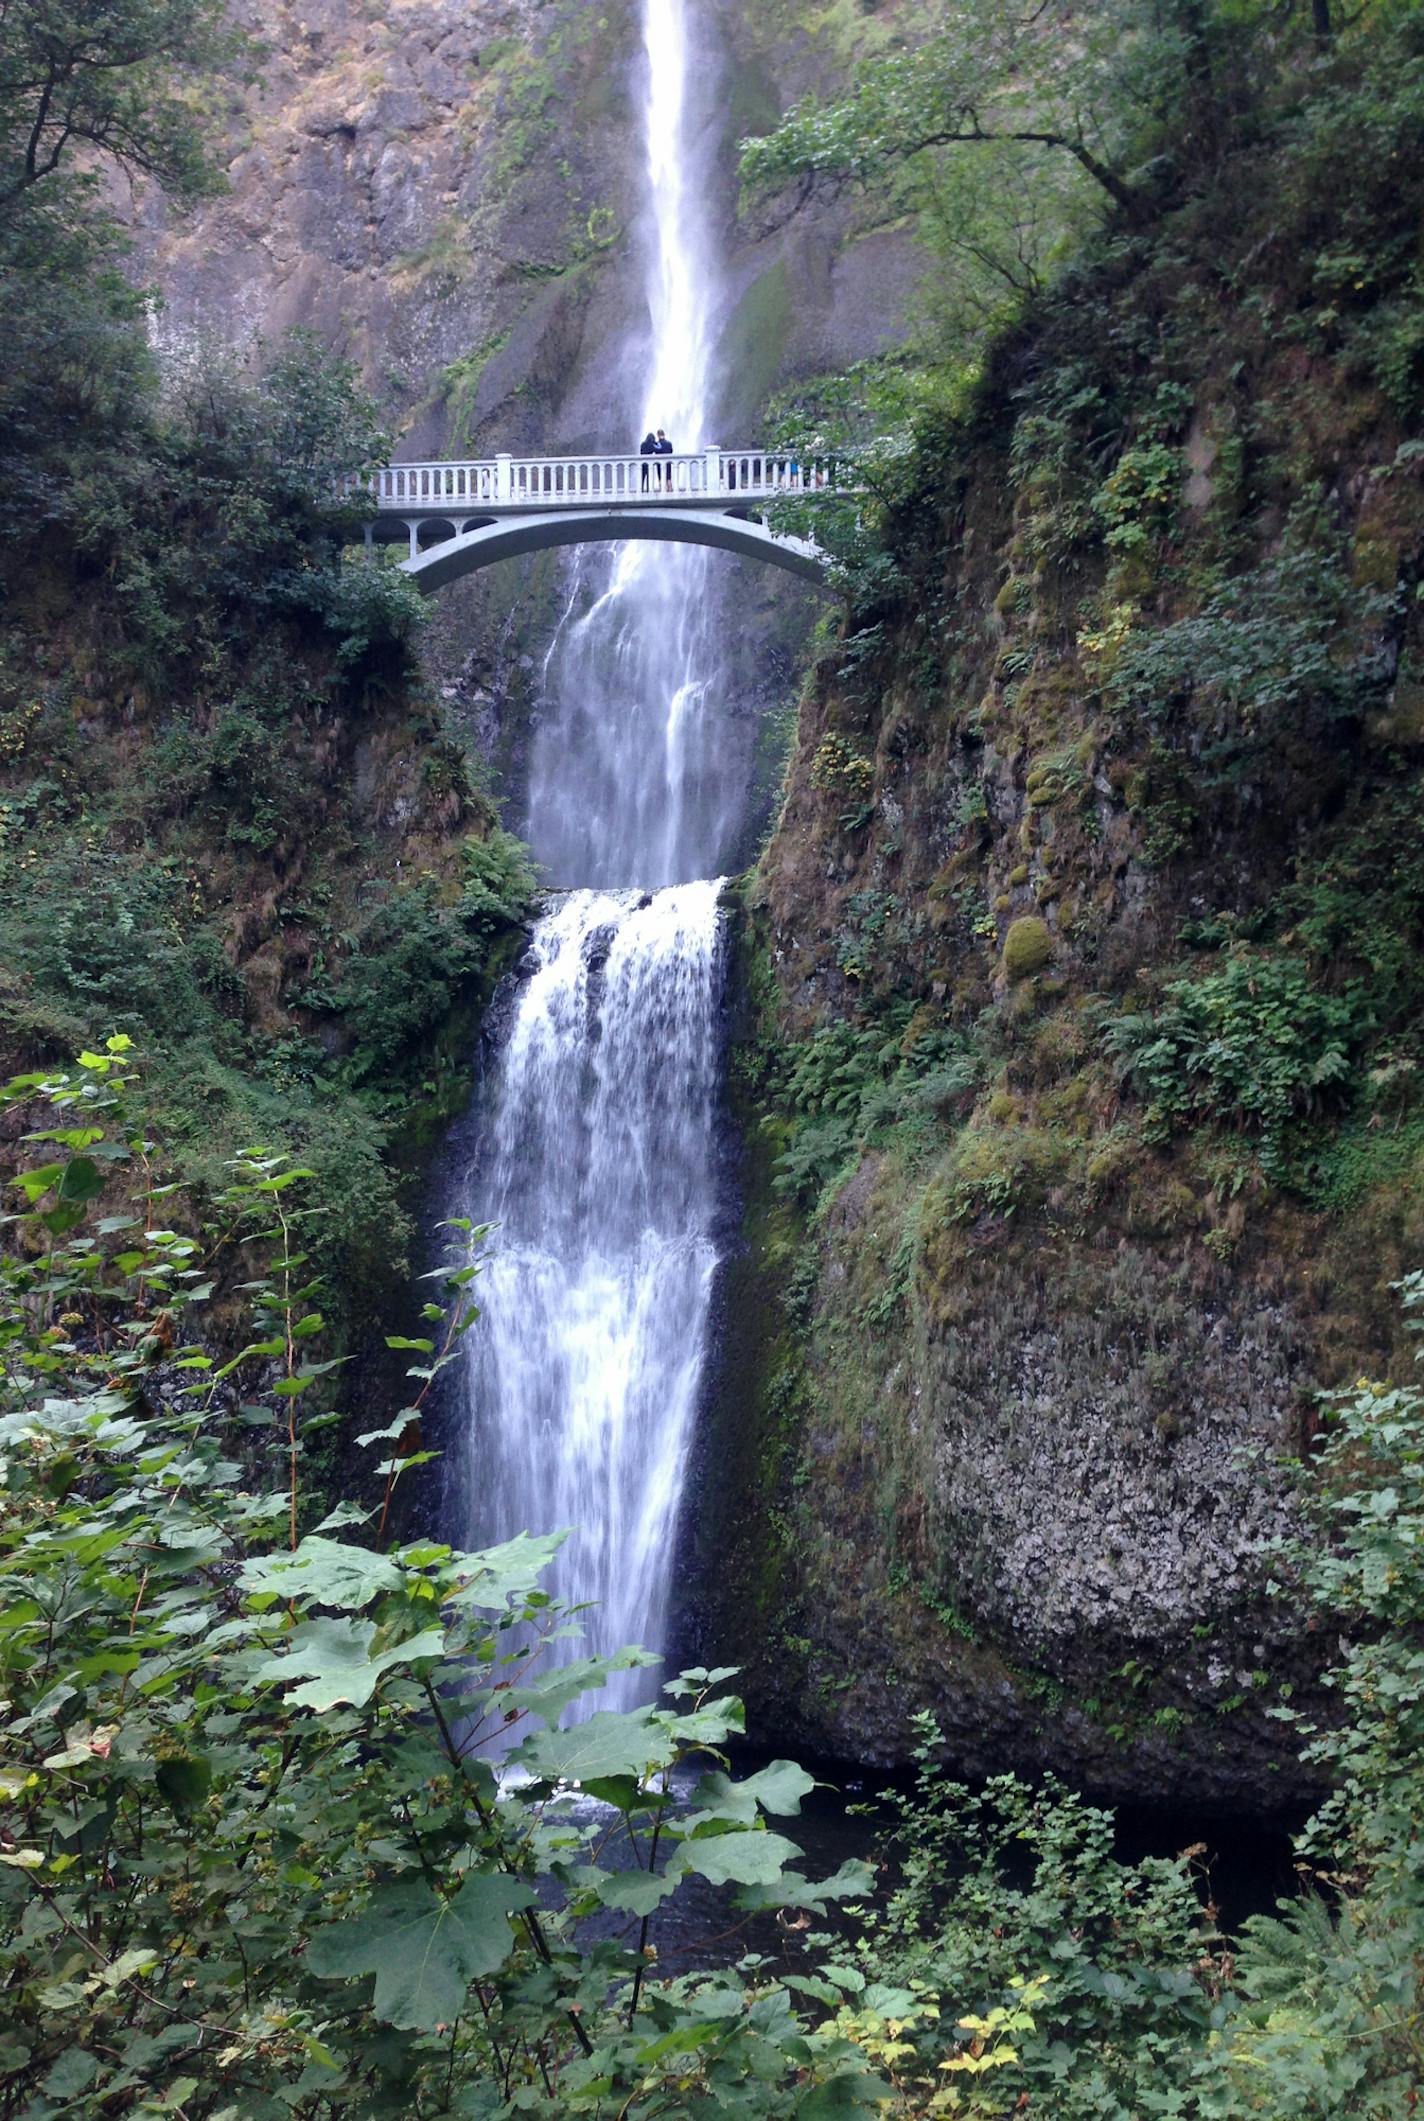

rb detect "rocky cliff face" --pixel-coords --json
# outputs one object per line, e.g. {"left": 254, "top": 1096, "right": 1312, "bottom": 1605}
{"left": 136, "top": 0, "right": 921, "bottom": 824}
{"left": 139, "top": 0, "right": 923, "bottom": 455}
{"left": 680, "top": 74, "right": 1424, "bottom": 1805}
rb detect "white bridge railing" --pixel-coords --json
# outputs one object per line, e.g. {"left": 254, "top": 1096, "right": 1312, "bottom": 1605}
{"left": 365, "top": 449, "right": 842, "bottom": 512}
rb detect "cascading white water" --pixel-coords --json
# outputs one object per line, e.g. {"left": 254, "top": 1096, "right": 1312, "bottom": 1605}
{"left": 451, "top": 0, "right": 739, "bottom": 1707}
{"left": 524, "top": 0, "right": 749, "bottom": 892}
{"left": 460, "top": 886, "right": 724, "bottom": 1683}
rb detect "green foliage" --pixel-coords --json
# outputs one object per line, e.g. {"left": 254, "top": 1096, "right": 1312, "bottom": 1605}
{"left": 4, "top": 1060, "right": 1424, "bottom": 2115}
{"left": 0, "top": 0, "right": 245, "bottom": 215}
{"left": 68, "top": 331, "right": 421, "bottom": 687}
{"left": 810, "top": 732, "right": 874, "bottom": 804}
{"left": 844, "top": 1737, "right": 1228, "bottom": 2119}
{"left": 459, "top": 828, "right": 540, "bottom": 937}
{"left": 772, "top": 1006, "right": 982, "bottom": 1209}
{"left": 1109, "top": 539, "right": 1397, "bottom": 780}
{"left": 1092, "top": 439, "right": 1181, "bottom": 553}
{"left": 0, "top": 1051, "right": 890, "bottom": 2118}
{"left": 1103, "top": 950, "right": 1369, "bottom": 1173}
{"left": 1200, "top": 1272, "right": 1424, "bottom": 2115}
{"left": 739, "top": 0, "right": 1154, "bottom": 217}
{"left": 335, "top": 831, "right": 536, "bottom": 1092}
{"left": 0, "top": 0, "right": 527, "bottom": 1326}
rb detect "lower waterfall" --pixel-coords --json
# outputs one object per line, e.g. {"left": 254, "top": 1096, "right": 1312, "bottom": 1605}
{"left": 453, "top": 882, "right": 725, "bottom": 1706}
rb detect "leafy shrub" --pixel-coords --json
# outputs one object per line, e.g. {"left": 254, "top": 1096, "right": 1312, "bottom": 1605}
{"left": 459, "top": 826, "right": 539, "bottom": 937}
{"left": 0, "top": 1050, "right": 889, "bottom": 2119}
{"left": 1103, "top": 951, "right": 1370, "bottom": 1171}
{"left": 1092, "top": 439, "right": 1181, "bottom": 553}
{"left": 335, "top": 890, "right": 480, "bottom": 1084}
{"left": 810, "top": 732, "right": 875, "bottom": 805}
{"left": 1109, "top": 542, "right": 1397, "bottom": 779}
{"left": 334, "top": 833, "right": 534, "bottom": 1089}
{"left": 0, "top": 853, "right": 221, "bottom": 1039}
{"left": 773, "top": 1008, "right": 981, "bottom": 1207}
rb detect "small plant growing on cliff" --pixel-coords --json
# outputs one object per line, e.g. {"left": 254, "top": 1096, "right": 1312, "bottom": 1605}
{"left": 1092, "top": 439, "right": 1182, "bottom": 553}
{"left": 1103, "top": 949, "right": 1368, "bottom": 1175}
{"left": 811, "top": 731, "right": 875, "bottom": 807}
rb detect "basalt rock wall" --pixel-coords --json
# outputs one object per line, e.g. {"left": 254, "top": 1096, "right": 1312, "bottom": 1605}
{"left": 680, "top": 84, "right": 1424, "bottom": 1806}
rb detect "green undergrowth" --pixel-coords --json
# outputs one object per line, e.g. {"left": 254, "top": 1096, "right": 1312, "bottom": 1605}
{"left": 2, "top": 1044, "right": 1420, "bottom": 2116}
{"left": 0, "top": 242, "right": 536, "bottom": 1333}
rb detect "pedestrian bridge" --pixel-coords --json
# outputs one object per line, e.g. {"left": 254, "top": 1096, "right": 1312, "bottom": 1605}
{"left": 359, "top": 448, "right": 842, "bottom": 589}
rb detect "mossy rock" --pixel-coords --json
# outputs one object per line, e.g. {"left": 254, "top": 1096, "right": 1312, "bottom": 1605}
{"left": 1351, "top": 533, "right": 1400, "bottom": 590}
{"left": 1009, "top": 863, "right": 1030, "bottom": 886}
{"left": 1002, "top": 915, "right": 1052, "bottom": 982}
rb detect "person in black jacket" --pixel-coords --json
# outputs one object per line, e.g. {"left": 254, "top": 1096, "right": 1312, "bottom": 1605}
{"left": 655, "top": 429, "right": 674, "bottom": 491}
{"left": 639, "top": 429, "right": 657, "bottom": 490}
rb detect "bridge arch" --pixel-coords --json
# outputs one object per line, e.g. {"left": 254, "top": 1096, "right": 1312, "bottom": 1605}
{"left": 397, "top": 507, "right": 829, "bottom": 591}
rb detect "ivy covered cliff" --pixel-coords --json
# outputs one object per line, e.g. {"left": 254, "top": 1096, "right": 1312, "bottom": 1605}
{"left": 684, "top": 0, "right": 1424, "bottom": 1808}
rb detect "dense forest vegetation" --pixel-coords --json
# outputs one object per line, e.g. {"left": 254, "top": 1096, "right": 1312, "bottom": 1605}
{"left": 1, "top": 0, "right": 1423, "bottom": 2113}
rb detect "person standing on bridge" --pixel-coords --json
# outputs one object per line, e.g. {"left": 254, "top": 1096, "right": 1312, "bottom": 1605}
{"left": 639, "top": 429, "right": 657, "bottom": 490}
{"left": 656, "top": 428, "right": 674, "bottom": 491}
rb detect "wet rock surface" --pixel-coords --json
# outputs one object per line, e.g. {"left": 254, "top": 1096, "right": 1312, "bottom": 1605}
{"left": 138, "top": 0, "right": 920, "bottom": 459}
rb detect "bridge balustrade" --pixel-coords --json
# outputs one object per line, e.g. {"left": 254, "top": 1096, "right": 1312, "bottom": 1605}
{"left": 363, "top": 449, "right": 839, "bottom": 511}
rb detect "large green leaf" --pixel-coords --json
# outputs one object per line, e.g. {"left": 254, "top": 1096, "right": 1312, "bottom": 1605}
{"left": 153, "top": 1755, "right": 212, "bottom": 1819}
{"left": 239, "top": 1537, "right": 405, "bottom": 1611}
{"left": 307, "top": 1876, "right": 535, "bottom": 2029}
{"left": 57, "top": 1156, "right": 105, "bottom": 1204}
{"left": 502, "top": 1649, "right": 659, "bottom": 1723}
{"left": 797, "top": 2072, "right": 889, "bottom": 2117}
{"left": 443, "top": 1531, "right": 567, "bottom": 1613}
{"left": 674, "top": 1830, "right": 804, "bottom": 1888}
{"left": 513, "top": 1708, "right": 674, "bottom": 1785}
{"left": 591, "top": 1867, "right": 681, "bottom": 1917}
{"left": 250, "top": 1618, "right": 446, "bottom": 1709}
{"left": 733, "top": 1857, "right": 877, "bottom": 1913}
{"left": 684, "top": 1759, "right": 816, "bottom": 1828}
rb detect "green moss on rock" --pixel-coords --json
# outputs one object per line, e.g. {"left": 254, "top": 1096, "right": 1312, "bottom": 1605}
{"left": 1003, "top": 915, "right": 1052, "bottom": 981}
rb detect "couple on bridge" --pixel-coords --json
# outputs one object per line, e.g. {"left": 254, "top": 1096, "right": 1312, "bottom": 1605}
{"left": 638, "top": 428, "right": 675, "bottom": 489}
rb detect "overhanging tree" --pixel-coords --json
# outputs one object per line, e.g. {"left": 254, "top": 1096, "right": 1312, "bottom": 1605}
{"left": 0, "top": 0, "right": 245, "bottom": 212}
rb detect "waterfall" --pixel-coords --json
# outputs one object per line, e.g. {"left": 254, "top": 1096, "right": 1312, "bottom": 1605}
{"left": 449, "top": 0, "right": 739, "bottom": 1708}
{"left": 524, "top": 0, "right": 750, "bottom": 893}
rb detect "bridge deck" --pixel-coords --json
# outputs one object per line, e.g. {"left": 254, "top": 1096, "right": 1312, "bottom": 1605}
{"left": 364, "top": 448, "right": 838, "bottom": 521}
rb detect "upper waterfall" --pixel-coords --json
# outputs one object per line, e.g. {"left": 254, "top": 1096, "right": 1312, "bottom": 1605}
{"left": 523, "top": 0, "right": 753, "bottom": 890}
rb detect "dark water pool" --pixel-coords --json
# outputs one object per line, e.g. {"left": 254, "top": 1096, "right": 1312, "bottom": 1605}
{"left": 558, "top": 1741, "right": 1306, "bottom": 1976}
